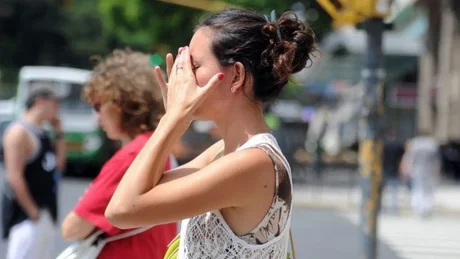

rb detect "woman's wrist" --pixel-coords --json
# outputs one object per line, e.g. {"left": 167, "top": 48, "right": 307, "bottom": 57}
{"left": 162, "top": 111, "right": 192, "bottom": 131}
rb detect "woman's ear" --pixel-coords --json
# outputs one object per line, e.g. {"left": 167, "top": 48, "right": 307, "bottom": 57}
{"left": 230, "top": 62, "right": 246, "bottom": 93}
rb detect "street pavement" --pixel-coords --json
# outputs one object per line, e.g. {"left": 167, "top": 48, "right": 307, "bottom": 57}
{"left": 292, "top": 166, "right": 460, "bottom": 215}
{"left": 291, "top": 208, "right": 400, "bottom": 259}
{"left": 0, "top": 177, "right": 458, "bottom": 258}
{"left": 344, "top": 213, "right": 460, "bottom": 259}
{"left": 293, "top": 184, "right": 460, "bottom": 215}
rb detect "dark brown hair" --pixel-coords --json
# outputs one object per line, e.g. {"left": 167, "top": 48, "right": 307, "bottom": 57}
{"left": 197, "top": 8, "right": 317, "bottom": 102}
{"left": 83, "top": 49, "right": 164, "bottom": 138}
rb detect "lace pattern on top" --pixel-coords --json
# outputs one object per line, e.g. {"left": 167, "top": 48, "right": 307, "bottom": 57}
{"left": 179, "top": 134, "right": 293, "bottom": 259}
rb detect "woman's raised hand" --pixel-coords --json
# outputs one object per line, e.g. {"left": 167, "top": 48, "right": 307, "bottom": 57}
{"left": 153, "top": 47, "right": 181, "bottom": 110}
{"left": 153, "top": 46, "right": 224, "bottom": 119}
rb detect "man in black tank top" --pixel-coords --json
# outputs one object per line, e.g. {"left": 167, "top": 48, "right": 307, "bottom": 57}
{"left": 1, "top": 87, "right": 66, "bottom": 259}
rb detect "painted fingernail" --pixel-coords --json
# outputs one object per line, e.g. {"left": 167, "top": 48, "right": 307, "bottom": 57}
{"left": 218, "top": 73, "right": 225, "bottom": 80}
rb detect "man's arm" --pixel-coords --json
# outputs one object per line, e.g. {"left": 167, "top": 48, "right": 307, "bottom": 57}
{"left": 3, "top": 126, "right": 40, "bottom": 222}
{"left": 400, "top": 142, "right": 413, "bottom": 180}
{"left": 54, "top": 135, "right": 66, "bottom": 172}
{"left": 51, "top": 118, "right": 66, "bottom": 171}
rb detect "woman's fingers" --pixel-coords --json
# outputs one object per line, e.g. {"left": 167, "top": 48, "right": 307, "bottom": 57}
{"left": 154, "top": 66, "right": 168, "bottom": 92}
{"left": 173, "top": 51, "right": 184, "bottom": 78}
{"left": 181, "top": 46, "right": 193, "bottom": 75}
{"left": 166, "top": 47, "right": 185, "bottom": 81}
{"left": 166, "top": 53, "right": 174, "bottom": 80}
{"left": 201, "top": 73, "right": 225, "bottom": 97}
{"left": 154, "top": 66, "right": 169, "bottom": 109}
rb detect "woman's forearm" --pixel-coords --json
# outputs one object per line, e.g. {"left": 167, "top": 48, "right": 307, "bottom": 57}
{"left": 107, "top": 114, "right": 188, "bottom": 213}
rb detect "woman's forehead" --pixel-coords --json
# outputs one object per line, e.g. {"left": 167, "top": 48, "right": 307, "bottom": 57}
{"left": 190, "top": 28, "right": 213, "bottom": 60}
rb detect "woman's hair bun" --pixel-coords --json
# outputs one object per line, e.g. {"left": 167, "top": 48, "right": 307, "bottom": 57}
{"left": 262, "top": 12, "right": 317, "bottom": 84}
{"left": 199, "top": 8, "right": 317, "bottom": 102}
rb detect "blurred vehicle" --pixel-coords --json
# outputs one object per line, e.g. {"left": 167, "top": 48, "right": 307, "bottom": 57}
{"left": 0, "top": 98, "right": 15, "bottom": 121}
{"left": 11, "top": 66, "right": 116, "bottom": 177}
{"left": 172, "top": 121, "right": 219, "bottom": 165}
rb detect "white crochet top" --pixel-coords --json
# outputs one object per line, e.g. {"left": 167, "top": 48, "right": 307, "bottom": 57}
{"left": 178, "top": 133, "right": 293, "bottom": 259}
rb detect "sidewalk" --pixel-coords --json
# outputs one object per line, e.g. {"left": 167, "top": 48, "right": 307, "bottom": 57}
{"left": 293, "top": 183, "right": 460, "bottom": 215}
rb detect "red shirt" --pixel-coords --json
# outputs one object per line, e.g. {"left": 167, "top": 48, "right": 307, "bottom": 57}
{"left": 74, "top": 132, "right": 177, "bottom": 259}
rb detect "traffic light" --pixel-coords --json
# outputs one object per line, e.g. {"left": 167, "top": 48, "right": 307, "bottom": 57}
{"left": 347, "top": 0, "right": 392, "bottom": 18}
{"left": 316, "top": 2, "right": 393, "bottom": 259}
{"left": 317, "top": 0, "right": 392, "bottom": 26}
{"left": 317, "top": 0, "right": 363, "bottom": 25}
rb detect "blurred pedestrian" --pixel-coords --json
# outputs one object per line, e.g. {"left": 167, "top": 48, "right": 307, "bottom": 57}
{"left": 305, "top": 108, "right": 328, "bottom": 179}
{"left": 400, "top": 130, "right": 441, "bottom": 217}
{"left": 60, "top": 49, "right": 177, "bottom": 259}
{"left": 2, "top": 88, "right": 65, "bottom": 259}
{"left": 381, "top": 127, "right": 405, "bottom": 214}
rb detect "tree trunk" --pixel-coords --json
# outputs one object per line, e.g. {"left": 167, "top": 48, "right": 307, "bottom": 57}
{"left": 435, "top": 0, "right": 455, "bottom": 142}
{"left": 417, "top": 54, "right": 434, "bottom": 133}
{"left": 448, "top": 26, "right": 460, "bottom": 139}
{"left": 417, "top": 1, "right": 440, "bottom": 134}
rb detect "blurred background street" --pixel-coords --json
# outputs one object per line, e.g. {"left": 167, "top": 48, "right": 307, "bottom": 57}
{"left": 0, "top": 175, "right": 459, "bottom": 259}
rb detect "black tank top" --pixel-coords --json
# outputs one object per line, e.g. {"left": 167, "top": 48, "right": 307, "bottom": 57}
{"left": 1, "top": 121, "right": 58, "bottom": 239}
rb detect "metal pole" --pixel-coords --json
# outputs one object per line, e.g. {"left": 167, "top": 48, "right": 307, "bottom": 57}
{"left": 359, "top": 17, "right": 385, "bottom": 259}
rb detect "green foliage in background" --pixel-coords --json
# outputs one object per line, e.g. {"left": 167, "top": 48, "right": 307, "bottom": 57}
{"left": 61, "top": 0, "right": 110, "bottom": 57}
{"left": 227, "top": 0, "right": 289, "bottom": 12}
{"left": 98, "top": 0, "right": 200, "bottom": 54}
{"left": 0, "top": 0, "right": 331, "bottom": 99}
{"left": 97, "top": 0, "right": 292, "bottom": 55}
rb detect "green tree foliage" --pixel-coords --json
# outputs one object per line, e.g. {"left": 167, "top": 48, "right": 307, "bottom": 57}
{"left": 98, "top": 0, "right": 200, "bottom": 54}
{"left": 60, "top": 0, "right": 110, "bottom": 61}
{"left": 227, "top": 0, "right": 289, "bottom": 12}
{"left": 0, "top": 0, "right": 69, "bottom": 95}
{"left": 0, "top": 0, "right": 112, "bottom": 96}
{"left": 0, "top": 0, "right": 331, "bottom": 100}
{"left": 96, "top": 0, "right": 331, "bottom": 103}
{"left": 0, "top": 1, "right": 65, "bottom": 67}
{"left": 97, "top": 0, "right": 293, "bottom": 55}
{"left": 0, "top": 0, "right": 112, "bottom": 71}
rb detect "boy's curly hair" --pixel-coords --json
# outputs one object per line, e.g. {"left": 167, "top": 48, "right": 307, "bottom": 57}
{"left": 83, "top": 49, "right": 164, "bottom": 138}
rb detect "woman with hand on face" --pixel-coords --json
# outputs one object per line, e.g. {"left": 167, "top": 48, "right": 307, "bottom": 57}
{"left": 106, "top": 9, "right": 317, "bottom": 259}
{"left": 61, "top": 49, "right": 178, "bottom": 259}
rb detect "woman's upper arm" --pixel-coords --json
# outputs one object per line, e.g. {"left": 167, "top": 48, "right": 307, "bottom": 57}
{"left": 107, "top": 147, "right": 274, "bottom": 229}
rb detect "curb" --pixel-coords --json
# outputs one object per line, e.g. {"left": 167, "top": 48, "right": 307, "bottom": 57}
{"left": 293, "top": 200, "right": 460, "bottom": 217}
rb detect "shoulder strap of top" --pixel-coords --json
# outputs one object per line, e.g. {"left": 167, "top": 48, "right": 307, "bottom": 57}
{"left": 16, "top": 120, "right": 44, "bottom": 138}
{"left": 218, "top": 134, "right": 292, "bottom": 197}
{"left": 253, "top": 143, "right": 281, "bottom": 192}
{"left": 251, "top": 134, "right": 291, "bottom": 175}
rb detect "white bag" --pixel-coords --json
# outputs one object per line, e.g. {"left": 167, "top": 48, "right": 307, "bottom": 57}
{"left": 56, "top": 227, "right": 151, "bottom": 259}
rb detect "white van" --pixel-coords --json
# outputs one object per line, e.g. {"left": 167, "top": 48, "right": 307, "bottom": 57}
{"left": 13, "top": 66, "right": 114, "bottom": 177}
